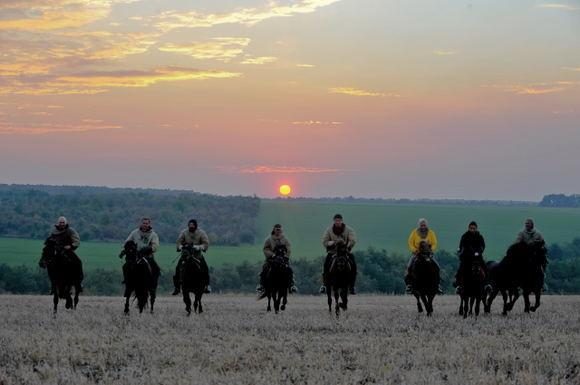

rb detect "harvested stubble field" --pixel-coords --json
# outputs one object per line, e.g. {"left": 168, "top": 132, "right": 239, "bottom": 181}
{"left": 1, "top": 295, "right": 580, "bottom": 385}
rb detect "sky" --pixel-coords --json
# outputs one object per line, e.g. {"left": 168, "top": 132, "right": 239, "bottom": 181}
{"left": 0, "top": 0, "right": 579, "bottom": 200}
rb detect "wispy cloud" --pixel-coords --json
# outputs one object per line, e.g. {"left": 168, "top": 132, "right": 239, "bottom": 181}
{"left": 296, "top": 63, "right": 316, "bottom": 68}
{"left": 0, "top": 121, "right": 122, "bottom": 135}
{"left": 217, "top": 165, "right": 344, "bottom": 174}
{"left": 240, "top": 56, "right": 278, "bottom": 65}
{"left": 158, "top": 37, "right": 251, "bottom": 61}
{"left": 153, "top": 0, "right": 342, "bottom": 31}
{"left": 0, "top": 67, "right": 241, "bottom": 95}
{"left": 483, "top": 81, "right": 580, "bottom": 95}
{"left": 433, "top": 50, "right": 457, "bottom": 56}
{"left": 292, "top": 120, "right": 343, "bottom": 126}
{"left": 536, "top": 3, "right": 579, "bottom": 11}
{"left": 562, "top": 67, "right": 580, "bottom": 72}
{"left": 329, "top": 87, "right": 400, "bottom": 98}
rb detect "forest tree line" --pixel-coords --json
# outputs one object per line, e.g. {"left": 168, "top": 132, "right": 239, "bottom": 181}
{"left": 0, "top": 186, "right": 260, "bottom": 245}
{"left": 2, "top": 238, "right": 580, "bottom": 295}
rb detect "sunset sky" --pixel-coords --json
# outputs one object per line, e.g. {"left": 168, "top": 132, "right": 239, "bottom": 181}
{"left": 0, "top": 0, "right": 579, "bottom": 200}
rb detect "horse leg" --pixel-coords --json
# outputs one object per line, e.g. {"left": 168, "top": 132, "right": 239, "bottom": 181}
{"left": 73, "top": 286, "right": 80, "bottom": 310}
{"left": 334, "top": 288, "right": 340, "bottom": 317}
{"left": 149, "top": 290, "right": 156, "bottom": 314}
{"left": 523, "top": 290, "right": 531, "bottom": 313}
{"left": 281, "top": 293, "right": 287, "bottom": 311}
{"left": 459, "top": 296, "right": 464, "bottom": 316}
{"left": 423, "top": 295, "right": 433, "bottom": 316}
{"left": 183, "top": 290, "right": 192, "bottom": 316}
{"left": 65, "top": 287, "right": 73, "bottom": 310}
{"left": 484, "top": 287, "right": 497, "bottom": 313}
{"left": 53, "top": 290, "right": 59, "bottom": 315}
{"left": 197, "top": 292, "right": 203, "bottom": 314}
{"left": 327, "top": 288, "right": 332, "bottom": 313}
{"left": 267, "top": 293, "right": 272, "bottom": 312}
{"left": 124, "top": 295, "right": 130, "bottom": 315}
{"left": 341, "top": 288, "right": 348, "bottom": 311}
{"left": 500, "top": 290, "right": 509, "bottom": 316}
{"left": 461, "top": 295, "right": 468, "bottom": 319}
{"left": 475, "top": 296, "right": 481, "bottom": 316}
{"left": 530, "top": 291, "right": 541, "bottom": 312}
{"left": 415, "top": 294, "right": 423, "bottom": 313}
{"left": 274, "top": 291, "right": 280, "bottom": 314}
{"left": 468, "top": 296, "right": 475, "bottom": 316}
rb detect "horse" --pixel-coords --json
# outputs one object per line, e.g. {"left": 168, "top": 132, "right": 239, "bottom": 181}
{"left": 40, "top": 239, "right": 82, "bottom": 314}
{"left": 457, "top": 253, "right": 486, "bottom": 318}
{"left": 262, "top": 244, "right": 291, "bottom": 314}
{"left": 325, "top": 243, "right": 352, "bottom": 317}
{"left": 120, "top": 241, "right": 159, "bottom": 314}
{"left": 408, "top": 245, "right": 440, "bottom": 316}
{"left": 484, "top": 241, "right": 545, "bottom": 314}
{"left": 179, "top": 244, "right": 208, "bottom": 315}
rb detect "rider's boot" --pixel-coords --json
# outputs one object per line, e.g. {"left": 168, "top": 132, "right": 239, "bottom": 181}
{"left": 349, "top": 286, "right": 357, "bottom": 295}
{"left": 204, "top": 285, "right": 211, "bottom": 294}
{"left": 172, "top": 275, "right": 180, "bottom": 296}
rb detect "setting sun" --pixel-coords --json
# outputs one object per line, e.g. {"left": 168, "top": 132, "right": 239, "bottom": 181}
{"left": 279, "top": 184, "right": 292, "bottom": 196}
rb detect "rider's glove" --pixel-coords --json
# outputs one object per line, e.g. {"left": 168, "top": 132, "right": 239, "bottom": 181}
{"left": 326, "top": 241, "right": 335, "bottom": 247}
{"left": 193, "top": 245, "right": 203, "bottom": 251}
{"left": 475, "top": 252, "right": 480, "bottom": 257}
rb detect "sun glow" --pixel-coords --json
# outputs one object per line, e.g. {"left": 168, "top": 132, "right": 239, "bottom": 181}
{"left": 279, "top": 184, "right": 291, "bottom": 196}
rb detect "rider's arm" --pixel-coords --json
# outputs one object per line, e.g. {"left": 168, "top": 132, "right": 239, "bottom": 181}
{"left": 429, "top": 230, "right": 438, "bottom": 252}
{"left": 150, "top": 232, "right": 160, "bottom": 253}
{"left": 322, "top": 228, "right": 333, "bottom": 248}
{"left": 199, "top": 230, "right": 210, "bottom": 252}
{"left": 408, "top": 231, "right": 418, "bottom": 254}
{"left": 176, "top": 230, "right": 185, "bottom": 250}
{"left": 285, "top": 238, "right": 292, "bottom": 258}
{"left": 69, "top": 228, "right": 81, "bottom": 250}
{"left": 263, "top": 238, "right": 274, "bottom": 258}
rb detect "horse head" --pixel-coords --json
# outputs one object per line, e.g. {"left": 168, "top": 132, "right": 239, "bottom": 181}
{"left": 330, "top": 243, "right": 351, "bottom": 274}
{"left": 121, "top": 240, "right": 138, "bottom": 261}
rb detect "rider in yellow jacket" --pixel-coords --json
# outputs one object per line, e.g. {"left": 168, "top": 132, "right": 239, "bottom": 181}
{"left": 405, "top": 218, "right": 442, "bottom": 294}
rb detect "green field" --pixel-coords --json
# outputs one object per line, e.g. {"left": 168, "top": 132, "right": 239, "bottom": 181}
{"left": 1, "top": 200, "right": 580, "bottom": 270}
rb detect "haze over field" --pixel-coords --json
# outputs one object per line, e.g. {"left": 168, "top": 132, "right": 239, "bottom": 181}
{"left": 0, "top": 1, "right": 579, "bottom": 200}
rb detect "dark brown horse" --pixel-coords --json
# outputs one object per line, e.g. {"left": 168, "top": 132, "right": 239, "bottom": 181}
{"left": 325, "top": 243, "right": 352, "bottom": 317}
{"left": 458, "top": 254, "right": 486, "bottom": 318}
{"left": 261, "top": 245, "right": 291, "bottom": 314}
{"left": 179, "top": 244, "right": 207, "bottom": 315}
{"left": 39, "top": 239, "right": 82, "bottom": 314}
{"left": 408, "top": 246, "right": 440, "bottom": 316}
{"left": 484, "top": 241, "right": 545, "bottom": 314}
{"left": 120, "top": 241, "right": 159, "bottom": 314}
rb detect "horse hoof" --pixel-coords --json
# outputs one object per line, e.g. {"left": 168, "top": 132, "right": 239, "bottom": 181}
{"left": 281, "top": 305, "right": 286, "bottom": 311}
{"left": 530, "top": 307, "right": 537, "bottom": 312}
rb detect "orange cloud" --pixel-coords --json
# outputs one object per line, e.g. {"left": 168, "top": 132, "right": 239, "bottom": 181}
{"left": 292, "top": 120, "right": 343, "bottom": 126}
{"left": 433, "top": 50, "right": 457, "bottom": 56}
{"left": 158, "top": 37, "right": 251, "bottom": 61}
{"left": 221, "top": 165, "right": 343, "bottom": 174}
{"left": 329, "top": 87, "right": 400, "bottom": 98}
{"left": 483, "top": 81, "right": 580, "bottom": 95}
{"left": 0, "top": 67, "right": 241, "bottom": 95}
{"left": 240, "top": 56, "right": 278, "bottom": 65}
{"left": 153, "top": 0, "right": 342, "bottom": 31}
{"left": 535, "top": 3, "right": 579, "bottom": 11}
{"left": 0, "top": 121, "right": 122, "bottom": 135}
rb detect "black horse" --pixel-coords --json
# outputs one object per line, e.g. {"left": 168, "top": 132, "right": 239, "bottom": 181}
{"left": 325, "top": 243, "right": 352, "bottom": 317}
{"left": 261, "top": 245, "right": 291, "bottom": 314}
{"left": 120, "top": 241, "right": 159, "bottom": 314}
{"left": 484, "top": 241, "right": 545, "bottom": 314}
{"left": 179, "top": 244, "right": 208, "bottom": 315}
{"left": 457, "top": 253, "right": 486, "bottom": 318}
{"left": 40, "top": 239, "right": 82, "bottom": 314}
{"left": 408, "top": 244, "right": 440, "bottom": 316}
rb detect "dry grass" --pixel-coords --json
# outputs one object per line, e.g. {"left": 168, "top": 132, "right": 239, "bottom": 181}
{"left": 1, "top": 294, "right": 579, "bottom": 385}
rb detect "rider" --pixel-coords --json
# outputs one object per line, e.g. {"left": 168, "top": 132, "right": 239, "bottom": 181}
{"left": 38, "top": 216, "right": 84, "bottom": 292}
{"left": 122, "top": 217, "right": 161, "bottom": 284}
{"left": 172, "top": 219, "right": 211, "bottom": 295}
{"left": 256, "top": 224, "right": 298, "bottom": 295}
{"left": 405, "top": 218, "right": 442, "bottom": 294}
{"left": 453, "top": 221, "right": 486, "bottom": 294}
{"left": 319, "top": 214, "right": 358, "bottom": 295}
{"left": 515, "top": 218, "right": 548, "bottom": 269}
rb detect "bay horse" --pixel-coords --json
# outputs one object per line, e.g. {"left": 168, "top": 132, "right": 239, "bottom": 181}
{"left": 261, "top": 244, "right": 291, "bottom": 314}
{"left": 409, "top": 243, "right": 440, "bottom": 316}
{"left": 179, "top": 244, "right": 208, "bottom": 315}
{"left": 325, "top": 243, "right": 352, "bottom": 317}
{"left": 120, "top": 240, "right": 159, "bottom": 314}
{"left": 40, "top": 239, "right": 82, "bottom": 314}
{"left": 457, "top": 253, "right": 486, "bottom": 318}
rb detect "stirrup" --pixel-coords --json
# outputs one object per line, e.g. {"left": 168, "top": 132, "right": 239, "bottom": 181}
{"left": 319, "top": 285, "right": 326, "bottom": 294}
{"left": 405, "top": 285, "right": 413, "bottom": 294}
{"left": 204, "top": 285, "right": 212, "bottom": 294}
{"left": 290, "top": 285, "right": 298, "bottom": 294}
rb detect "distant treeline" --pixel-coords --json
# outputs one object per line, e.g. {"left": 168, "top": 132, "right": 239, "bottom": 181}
{"left": 270, "top": 197, "right": 537, "bottom": 207}
{"left": 540, "top": 194, "right": 580, "bottom": 208}
{"left": 0, "top": 185, "right": 260, "bottom": 245}
{"left": 3, "top": 238, "right": 580, "bottom": 295}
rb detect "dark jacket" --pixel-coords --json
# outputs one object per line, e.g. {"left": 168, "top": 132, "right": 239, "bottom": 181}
{"left": 458, "top": 231, "right": 485, "bottom": 258}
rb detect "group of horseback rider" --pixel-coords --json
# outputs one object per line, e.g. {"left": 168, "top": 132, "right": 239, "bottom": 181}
{"left": 403, "top": 217, "right": 547, "bottom": 295}
{"left": 38, "top": 214, "right": 547, "bottom": 296}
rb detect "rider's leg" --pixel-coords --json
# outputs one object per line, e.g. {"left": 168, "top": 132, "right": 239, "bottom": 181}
{"left": 405, "top": 254, "right": 416, "bottom": 292}
{"left": 200, "top": 256, "right": 211, "bottom": 293}
{"left": 288, "top": 266, "right": 297, "bottom": 293}
{"left": 431, "top": 256, "right": 444, "bottom": 294}
{"left": 256, "top": 261, "right": 268, "bottom": 293}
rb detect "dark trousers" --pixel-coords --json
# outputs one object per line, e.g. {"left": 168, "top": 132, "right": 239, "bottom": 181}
{"left": 323, "top": 253, "right": 357, "bottom": 287}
